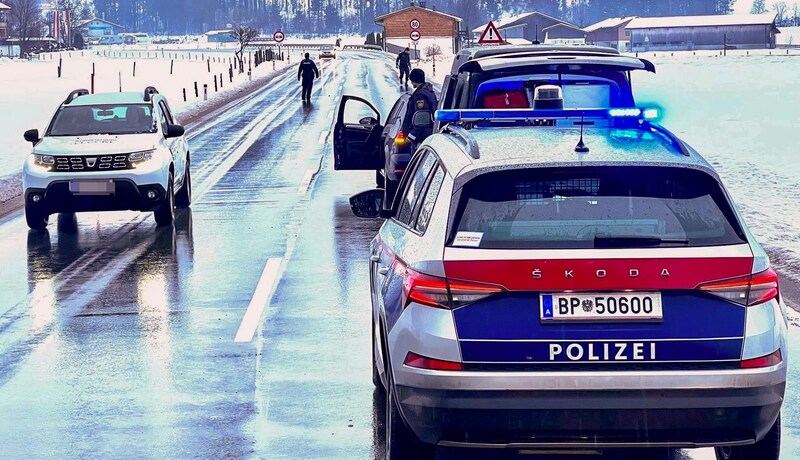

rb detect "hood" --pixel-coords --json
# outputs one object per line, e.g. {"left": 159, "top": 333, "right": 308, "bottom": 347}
{"left": 33, "top": 134, "right": 159, "bottom": 156}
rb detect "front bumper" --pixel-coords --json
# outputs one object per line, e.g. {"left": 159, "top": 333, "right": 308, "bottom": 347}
{"left": 25, "top": 180, "right": 167, "bottom": 214}
{"left": 396, "top": 382, "right": 784, "bottom": 448}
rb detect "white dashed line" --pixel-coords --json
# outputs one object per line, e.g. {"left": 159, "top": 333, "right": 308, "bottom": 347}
{"left": 318, "top": 130, "right": 329, "bottom": 145}
{"left": 297, "top": 169, "right": 316, "bottom": 195}
{"left": 235, "top": 258, "right": 284, "bottom": 343}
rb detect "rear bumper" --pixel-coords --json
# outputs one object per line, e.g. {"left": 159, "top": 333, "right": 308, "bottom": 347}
{"left": 385, "top": 152, "right": 411, "bottom": 182}
{"left": 396, "top": 383, "right": 785, "bottom": 448}
{"left": 25, "top": 180, "right": 166, "bottom": 214}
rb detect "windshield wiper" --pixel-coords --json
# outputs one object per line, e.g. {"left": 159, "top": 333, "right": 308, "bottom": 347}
{"left": 594, "top": 235, "right": 690, "bottom": 248}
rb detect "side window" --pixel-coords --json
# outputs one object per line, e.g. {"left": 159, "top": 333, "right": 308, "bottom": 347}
{"left": 415, "top": 166, "right": 445, "bottom": 233}
{"left": 159, "top": 101, "right": 174, "bottom": 125}
{"left": 397, "top": 152, "right": 436, "bottom": 225}
{"left": 156, "top": 105, "right": 168, "bottom": 134}
{"left": 387, "top": 98, "right": 405, "bottom": 124}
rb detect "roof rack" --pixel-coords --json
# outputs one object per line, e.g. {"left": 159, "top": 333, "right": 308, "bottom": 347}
{"left": 642, "top": 121, "right": 691, "bottom": 156}
{"left": 143, "top": 86, "right": 159, "bottom": 102}
{"left": 64, "top": 89, "right": 90, "bottom": 105}
{"left": 444, "top": 125, "right": 480, "bottom": 160}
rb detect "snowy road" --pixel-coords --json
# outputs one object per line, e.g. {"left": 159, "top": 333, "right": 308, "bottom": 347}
{"left": 0, "top": 50, "right": 796, "bottom": 459}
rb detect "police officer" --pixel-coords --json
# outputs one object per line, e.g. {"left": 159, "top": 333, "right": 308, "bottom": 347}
{"left": 402, "top": 68, "right": 438, "bottom": 148}
{"left": 395, "top": 47, "right": 411, "bottom": 85}
{"left": 297, "top": 52, "right": 320, "bottom": 103}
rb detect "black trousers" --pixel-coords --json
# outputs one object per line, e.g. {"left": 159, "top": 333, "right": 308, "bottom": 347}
{"left": 399, "top": 66, "right": 410, "bottom": 83}
{"left": 301, "top": 78, "right": 314, "bottom": 101}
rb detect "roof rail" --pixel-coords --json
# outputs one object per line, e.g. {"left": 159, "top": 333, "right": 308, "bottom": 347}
{"left": 444, "top": 125, "right": 480, "bottom": 160}
{"left": 643, "top": 122, "right": 690, "bottom": 157}
{"left": 143, "top": 86, "right": 159, "bottom": 102}
{"left": 64, "top": 89, "right": 90, "bottom": 105}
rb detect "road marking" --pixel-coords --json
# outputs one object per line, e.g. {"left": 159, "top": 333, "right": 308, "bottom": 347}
{"left": 297, "top": 168, "right": 316, "bottom": 195}
{"left": 235, "top": 258, "right": 283, "bottom": 343}
{"left": 318, "top": 130, "right": 329, "bottom": 145}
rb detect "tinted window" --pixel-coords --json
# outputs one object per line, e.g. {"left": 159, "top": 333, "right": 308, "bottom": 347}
{"left": 415, "top": 166, "right": 445, "bottom": 233}
{"left": 450, "top": 167, "right": 746, "bottom": 249}
{"left": 397, "top": 153, "right": 436, "bottom": 225}
{"left": 48, "top": 104, "right": 156, "bottom": 136}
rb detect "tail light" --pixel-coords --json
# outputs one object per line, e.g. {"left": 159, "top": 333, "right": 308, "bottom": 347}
{"left": 394, "top": 131, "right": 407, "bottom": 145}
{"left": 741, "top": 349, "right": 782, "bottom": 369}
{"left": 397, "top": 262, "right": 504, "bottom": 309}
{"left": 698, "top": 268, "right": 780, "bottom": 306}
{"left": 404, "top": 352, "right": 463, "bottom": 371}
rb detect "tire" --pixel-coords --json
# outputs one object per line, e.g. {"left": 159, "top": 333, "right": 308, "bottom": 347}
{"left": 154, "top": 174, "right": 175, "bottom": 227}
{"left": 175, "top": 162, "right": 191, "bottom": 209}
{"left": 25, "top": 203, "right": 49, "bottom": 230}
{"left": 385, "top": 367, "right": 435, "bottom": 460}
{"left": 715, "top": 415, "right": 781, "bottom": 460}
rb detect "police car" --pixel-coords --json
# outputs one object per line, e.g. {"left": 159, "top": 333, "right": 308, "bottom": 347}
{"left": 348, "top": 90, "right": 787, "bottom": 459}
{"left": 22, "top": 87, "right": 191, "bottom": 230}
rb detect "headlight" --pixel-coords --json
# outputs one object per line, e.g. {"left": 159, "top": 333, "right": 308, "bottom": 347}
{"left": 34, "top": 154, "right": 55, "bottom": 166}
{"left": 128, "top": 150, "right": 155, "bottom": 163}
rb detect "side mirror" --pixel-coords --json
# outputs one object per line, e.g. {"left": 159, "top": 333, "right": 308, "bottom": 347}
{"left": 165, "top": 124, "right": 185, "bottom": 139}
{"left": 359, "top": 116, "right": 378, "bottom": 125}
{"left": 412, "top": 111, "right": 432, "bottom": 129}
{"left": 24, "top": 129, "right": 40, "bottom": 146}
{"left": 349, "top": 189, "right": 385, "bottom": 218}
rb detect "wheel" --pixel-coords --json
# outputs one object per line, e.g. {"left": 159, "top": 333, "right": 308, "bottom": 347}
{"left": 385, "top": 364, "right": 435, "bottom": 460}
{"left": 175, "top": 162, "right": 191, "bottom": 208}
{"left": 25, "top": 203, "right": 49, "bottom": 230}
{"left": 383, "top": 179, "right": 399, "bottom": 208}
{"left": 375, "top": 170, "right": 385, "bottom": 188}
{"left": 154, "top": 174, "right": 175, "bottom": 227}
{"left": 715, "top": 415, "right": 781, "bottom": 460}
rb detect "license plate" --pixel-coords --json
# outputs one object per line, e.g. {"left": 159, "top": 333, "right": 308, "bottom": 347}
{"left": 540, "top": 292, "right": 663, "bottom": 322}
{"left": 69, "top": 180, "right": 115, "bottom": 195}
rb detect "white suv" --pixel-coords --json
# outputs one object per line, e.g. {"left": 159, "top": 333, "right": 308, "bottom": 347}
{"left": 22, "top": 87, "right": 191, "bottom": 230}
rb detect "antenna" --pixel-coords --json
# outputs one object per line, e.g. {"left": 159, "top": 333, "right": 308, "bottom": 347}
{"left": 574, "top": 113, "right": 590, "bottom": 153}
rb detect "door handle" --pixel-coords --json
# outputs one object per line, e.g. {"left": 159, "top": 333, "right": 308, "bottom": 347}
{"left": 378, "top": 266, "right": 389, "bottom": 275}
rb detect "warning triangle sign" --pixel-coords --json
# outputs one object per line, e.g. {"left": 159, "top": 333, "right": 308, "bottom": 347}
{"left": 478, "top": 21, "right": 504, "bottom": 45}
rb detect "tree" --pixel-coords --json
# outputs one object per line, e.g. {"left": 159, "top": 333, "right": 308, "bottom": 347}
{"left": 56, "top": 0, "right": 90, "bottom": 47}
{"left": 73, "top": 31, "right": 85, "bottom": 49}
{"left": 230, "top": 24, "right": 257, "bottom": 73}
{"left": 793, "top": 3, "right": 800, "bottom": 26}
{"left": 751, "top": 0, "right": 767, "bottom": 14}
{"left": 424, "top": 43, "right": 442, "bottom": 57}
{"left": 773, "top": 1, "right": 789, "bottom": 23}
{"left": 8, "top": 0, "right": 43, "bottom": 55}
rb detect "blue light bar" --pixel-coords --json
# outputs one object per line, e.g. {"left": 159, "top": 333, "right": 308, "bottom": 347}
{"left": 434, "top": 108, "right": 661, "bottom": 123}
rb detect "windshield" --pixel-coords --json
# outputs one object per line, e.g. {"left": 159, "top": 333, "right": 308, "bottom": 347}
{"left": 450, "top": 166, "right": 747, "bottom": 249}
{"left": 47, "top": 104, "right": 157, "bottom": 136}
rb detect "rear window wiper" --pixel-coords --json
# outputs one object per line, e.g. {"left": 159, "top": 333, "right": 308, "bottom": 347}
{"left": 594, "top": 235, "right": 690, "bottom": 248}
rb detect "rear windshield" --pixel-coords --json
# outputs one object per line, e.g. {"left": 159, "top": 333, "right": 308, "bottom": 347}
{"left": 47, "top": 104, "right": 156, "bottom": 136}
{"left": 450, "top": 167, "right": 746, "bottom": 249}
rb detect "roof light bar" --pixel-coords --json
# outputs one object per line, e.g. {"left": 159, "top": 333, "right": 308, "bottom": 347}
{"left": 434, "top": 107, "right": 661, "bottom": 123}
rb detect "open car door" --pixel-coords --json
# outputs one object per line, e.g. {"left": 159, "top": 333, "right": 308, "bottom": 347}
{"left": 334, "top": 96, "right": 384, "bottom": 170}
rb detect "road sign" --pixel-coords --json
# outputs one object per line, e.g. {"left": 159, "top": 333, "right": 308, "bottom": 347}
{"left": 410, "top": 30, "right": 421, "bottom": 42}
{"left": 410, "top": 19, "right": 420, "bottom": 29}
{"left": 478, "top": 21, "right": 504, "bottom": 45}
{"left": 273, "top": 31, "right": 285, "bottom": 43}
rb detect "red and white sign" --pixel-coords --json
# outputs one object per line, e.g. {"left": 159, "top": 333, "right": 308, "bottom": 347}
{"left": 410, "top": 30, "right": 421, "bottom": 41}
{"left": 478, "top": 21, "right": 504, "bottom": 45}
{"left": 273, "top": 31, "right": 285, "bottom": 43}
{"left": 410, "top": 19, "right": 420, "bottom": 29}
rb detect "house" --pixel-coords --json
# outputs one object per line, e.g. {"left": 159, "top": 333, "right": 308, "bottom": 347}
{"left": 585, "top": 16, "right": 637, "bottom": 51}
{"left": 626, "top": 13, "right": 779, "bottom": 51}
{"left": 76, "top": 18, "right": 124, "bottom": 38}
{"left": 0, "top": 2, "right": 9, "bottom": 38}
{"left": 375, "top": 2, "right": 462, "bottom": 57}
{"left": 204, "top": 30, "right": 237, "bottom": 44}
{"left": 543, "top": 22, "right": 587, "bottom": 45}
{"left": 472, "top": 11, "right": 578, "bottom": 44}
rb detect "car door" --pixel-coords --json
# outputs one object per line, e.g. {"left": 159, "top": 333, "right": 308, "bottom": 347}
{"left": 334, "top": 95, "right": 383, "bottom": 170}
{"left": 158, "top": 100, "right": 186, "bottom": 185}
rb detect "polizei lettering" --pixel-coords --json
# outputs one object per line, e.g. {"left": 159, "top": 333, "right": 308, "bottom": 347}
{"left": 548, "top": 342, "right": 657, "bottom": 361}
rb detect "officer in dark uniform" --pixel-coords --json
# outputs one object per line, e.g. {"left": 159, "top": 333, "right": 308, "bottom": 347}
{"left": 402, "top": 69, "right": 438, "bottom": 148}
{"left": 297, "top": 52, "right": 320, "bottom": 103}
{"left": 396, "top": 47, "right": 411, "bottom": 85}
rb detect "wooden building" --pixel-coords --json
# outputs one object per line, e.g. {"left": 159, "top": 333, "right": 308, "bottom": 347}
{"left": 472, "top": 11, "right": 578, "bottom": 44}
{"left": 585, "top": 17, "right": 636, "bottom": 51}
{"left": 626, "top": 13, "right": 779, "bottom": 51}
{"left": 543, "top": 23, "right": 587, "bottom": 45}
{"left": 0, "top": 2, "right": 9, "bottom": 38}
{"left": 375, "top": 4, "right": 462, "bottom": 55}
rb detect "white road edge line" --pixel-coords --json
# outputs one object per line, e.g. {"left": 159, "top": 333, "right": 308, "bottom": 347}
{"left": 234, "top": 258, "right": 284, "bottom": 343}
{"left": 297, "top": 168, "right": 316, "bottom": 195}
{"left": 318, "top": 130, "right": 329, "bottom": 145}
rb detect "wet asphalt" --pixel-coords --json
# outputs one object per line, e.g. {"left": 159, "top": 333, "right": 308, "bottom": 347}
{"left": 0, "top": 51, "right": 797, "bottom": 460}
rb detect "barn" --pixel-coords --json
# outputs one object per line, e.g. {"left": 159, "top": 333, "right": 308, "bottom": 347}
{"left": 472, "top": 11, "right": 578, "bottom": 45}
{"left": 543, "top": 23, "right": 587, "bottom": 45}
{"left": 626, "top": 13, "right": 779, "bottom": 51}
{"left": 585, "top": 16, "right": 637, "bottom": 51}
{"left": 375, "top": 3, "right": 462, "bottom": 58}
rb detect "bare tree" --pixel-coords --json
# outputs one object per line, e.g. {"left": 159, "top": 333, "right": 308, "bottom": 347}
{"left": 793, "top": 3, "right": 800, "bottom": 26}
{"left": 8, "top": 0, "right": 43, "bottom": 55}
{"left": 774, "top": 1, "right": 789, "bottom": 24}
{"left": 231, "top": 24, "right": 258, "bottom": 73}
{"left": 751, "top": 0, "right": 767, "bottom": 14}
{"left": 56, "top": 0, "right": 91, "bottom": 47}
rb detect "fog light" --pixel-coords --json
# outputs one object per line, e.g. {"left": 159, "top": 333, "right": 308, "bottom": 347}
{"left": 31, "top": 194, "right": 41, "bottom": 203}
{"left": 147, "top": 191, "right": 157, "bottom": 199}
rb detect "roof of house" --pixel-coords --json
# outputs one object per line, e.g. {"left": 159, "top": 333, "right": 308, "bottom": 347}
{"left": 584, "top": 16, "right": 637, "bottom": 33}
{"left": 0, "top": 2, "right": 10, "bottom": 10}
{"left": 375, "top": 6, "right": 462, "bottom": 23}
{"left": 542, "top": 23, "right": 586, "bottom": 33}
{"left": 472, "top": 11, "right": 570, "bottom": 34}
{"left": 77, "top": 17, "right": 124, "bottom": 29}
{"left": 626, "top": 13, "right": 777, "bottom": 30}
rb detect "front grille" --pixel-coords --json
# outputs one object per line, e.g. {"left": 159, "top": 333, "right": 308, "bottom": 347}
{"left": 55, "top": 155, "right": 132, "bottom": 172}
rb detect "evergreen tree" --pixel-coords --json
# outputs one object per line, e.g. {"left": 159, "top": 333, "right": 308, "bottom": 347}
{"left": 73, "top": 31, "right": 85, "bottom": 49}
{"left": 751, "top": 0, "right": 767, "bottom": 14}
